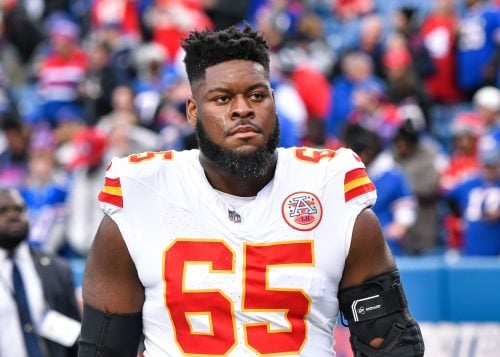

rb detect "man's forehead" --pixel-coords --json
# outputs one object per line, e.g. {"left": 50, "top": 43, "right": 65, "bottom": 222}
{"left": 205, "top": 60, "right": 266, "bottom": 80}
{"left": 193, "top": 60, "right": 268, "bottom": 92}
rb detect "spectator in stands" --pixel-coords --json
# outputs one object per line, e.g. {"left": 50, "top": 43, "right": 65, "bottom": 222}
{"left": 1, "top": 0, "right": 47, "bottom": 66}
{"left": 474, "top": 86, "right": 500, "bottom": 137}
{"left": 392, "top": 120, "right": 442, "bottom": 255}
{"left": 289, "top": 64, "right": 331, "bottom": 122}
{"left": 65, "top": 126, "right": 108, "bottom": 257}
{"left": 92, "top": 21, "right": 139, "bottom": 84}
{"left": 421, "top": 0, "right": 468, "bottom": 151}
{"left": 326, "top": 51, "right": 383, "bottom": 138}
{"left": 97, "top": 83, "right": 161, "bottom": 154}
{"left": 0, "top": 118, "right": 29, "bottom": 188}
{"left": 82, "top": 40, "right": 123, "bottom": 125}
{"left": 333, "top": 0, "right": 375, "bottom": 22}
{"left": 347, "top": 79, "right": 403, "bottom": 146}
{"left": 441, "top": 112, "right": 483, "bottom": 251}
{"left": 96, "top": 84, "right": 139, "bottom": 131}
{"left": 252, "top": 0, "right": 308, "bottom": 51}
{"left": 132, "top": 42, "right": 182, "bottom": 130}
{"left": 446, "top": 136, "right": 500, "bottom": 256}
{"left": 91, "top": 0, "right": 142, "bottom": 42}
{"left": 276, "top": 9, "right": 335, "bottom": 77}
{"left": 382, "top": 33, "right": 432, "bottom": 127}
{"left": 52, "top": 106, "right": 87, "bottom": 170}
{"left": 36, "top": 13, "right": 88, "bottom": 128}
{"left": 270, "top": 69, "right": 307, "bottom": 148}
{"left": 342, "top": 123, "right": 416, "bottom": 256}
{"left": 0, "top": 187, "right": 80, "bottom": 356}
{"left": 456, "top": 0, "right": 500, "bottom": 98}
{"left": 301, "top": 117, "right": 340, "bottom": 150}
{"left": 147, "top": 0, "right": 213, "bottom": 62}
{"left": 421, "top": 0, "right": 464, "bottom": 104}
{"left": 153, "top": 73, "right": 196, "bottom": 150}
{"left": 20, "top": 126, "right": 68, "bottom": 254}
{"left": 441, "top": 112, "right": 483, "bottom": 192}
{"left": 103, "top": 117, "right": 161, "bottom": 162}
{"left": 475, "top": 87, "right": 500, "bottom": 178}
{"left": 156, "top": 101, "right": 196, "bottom": 151}
{"left": 392, "top": 5, "right": 436, "bottom": 80}
{"left": 354, "top": 13, "right": 386, "bottom": 79}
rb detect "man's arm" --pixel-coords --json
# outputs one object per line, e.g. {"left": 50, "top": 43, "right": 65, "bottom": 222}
{"left": 339, "top": 208, "right": 424, "bottom": 356}
{"left": 78, "top": 215, "right": 144, "bottom": 357}
{"left": 340, "top": 208, "right": 395, "bottom": 289}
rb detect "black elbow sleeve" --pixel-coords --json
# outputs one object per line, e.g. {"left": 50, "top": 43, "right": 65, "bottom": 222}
{"left": 78, "top": 304, "right": 143, "bottom": 357}
{"left": 338, "top": 269, "right": 424, "bottom": 357}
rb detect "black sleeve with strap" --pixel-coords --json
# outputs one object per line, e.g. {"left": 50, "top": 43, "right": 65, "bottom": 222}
{"left": 338, "top": 269, "right": 425, "bottom": 357}
{"left": 78, "top": 304, "right": 143, "bottom": 357}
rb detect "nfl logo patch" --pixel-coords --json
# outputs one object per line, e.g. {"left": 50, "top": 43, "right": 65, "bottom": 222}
{"left": 228, "top": 209, "right": 242, "bottom": 223}
{"left": 282, "top": 191, "right": 323, "bottom": 231}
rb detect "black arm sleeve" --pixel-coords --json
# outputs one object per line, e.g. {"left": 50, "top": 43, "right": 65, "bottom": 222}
{"left": 78, "top": 304, "right": 143, "bottom": 357}
{"left": 339, "top": 269, "right": 425, "bottom": 357}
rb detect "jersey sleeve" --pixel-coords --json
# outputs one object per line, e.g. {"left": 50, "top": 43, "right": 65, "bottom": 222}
{"left": 328, "top": 148, "right": 377, "bottom": 257}
{"left": 335, "top": 147, "right": 377, "bottom": 209}
{"left": 98, "top": 157, "right": 127, "bottom": 217}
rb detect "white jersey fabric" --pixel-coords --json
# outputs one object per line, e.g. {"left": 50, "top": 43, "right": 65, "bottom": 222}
{"left": 98, "top": 147, "right": 376, "bottom": 357}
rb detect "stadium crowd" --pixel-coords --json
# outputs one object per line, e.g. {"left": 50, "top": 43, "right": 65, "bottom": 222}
{"left": 0, "top": 0, "right": 499, "bottom": 261}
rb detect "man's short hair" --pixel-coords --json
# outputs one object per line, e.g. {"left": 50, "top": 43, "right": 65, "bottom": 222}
{"left": 181, "top": 25, "right": 270, "bottom": 84}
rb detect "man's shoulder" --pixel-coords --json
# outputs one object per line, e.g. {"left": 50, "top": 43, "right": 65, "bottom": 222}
{"left": 277, "top": 146, "right": 377, "bottom": 209}
{"left": 105, "top": 149, "right": 198, "bottom": 180}
{"left": 29, "top": 247, "right": 73, "bottom": 283}
{"left": 99, "top": 150, "right": 200, "bottom": 209}
{"left": 279, "top": 146, "right": 364, "bottom": 173}
{"left": 29, "top": 247, "right": 70, "bottom": 269}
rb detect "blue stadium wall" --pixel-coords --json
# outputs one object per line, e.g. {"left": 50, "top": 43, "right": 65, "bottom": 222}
{"left": 70, "top": 255, "right": 500, "bottom": 322}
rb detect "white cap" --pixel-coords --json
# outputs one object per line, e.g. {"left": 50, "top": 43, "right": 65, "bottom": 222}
{"left": 473, "top": 86, "right": 500, "bottom": 112}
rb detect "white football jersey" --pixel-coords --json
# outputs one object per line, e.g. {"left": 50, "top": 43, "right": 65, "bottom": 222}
{"left": 98, "top": 147, "right": 376, "bottom": 357}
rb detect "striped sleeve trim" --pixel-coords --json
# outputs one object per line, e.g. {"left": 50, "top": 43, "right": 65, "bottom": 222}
{"left": 344, "top": 168, "right": 376, "bottom": 203}
{"left": 98, "top": 177, "right": 123, "bottom": 208}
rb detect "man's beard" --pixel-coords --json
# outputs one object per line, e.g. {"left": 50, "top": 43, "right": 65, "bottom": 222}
{"left": 196, "top": 116, "right": 280, "bottom": 179}
{"left": 0, "top": 225, "right": 29, "bottom": 250}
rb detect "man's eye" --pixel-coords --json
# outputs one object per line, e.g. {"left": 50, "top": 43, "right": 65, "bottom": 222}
{"left": 0, "top": 206, "right": 25, "bottom": 214}
{"left": 250, "top": 92, "right": 265, "bottom": 101}
{"left": 15, "top": 206, "right": 26, "bottom": 213}
{"left": 214, "top": 96, "right": 230, "bottom": 103}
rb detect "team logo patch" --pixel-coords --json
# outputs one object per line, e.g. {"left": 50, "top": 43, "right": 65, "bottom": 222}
{"left": 282, "top": 192, "right": 322, "bottom": 231}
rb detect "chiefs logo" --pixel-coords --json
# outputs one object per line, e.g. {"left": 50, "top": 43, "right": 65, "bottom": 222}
{"left": 282, "top": 192, "right": 322, "bottom": 231}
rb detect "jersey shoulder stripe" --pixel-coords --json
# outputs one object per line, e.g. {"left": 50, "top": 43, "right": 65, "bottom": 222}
{"left": 98, "top": 176, "right": 123, "bottom": 208}
{"left": 344, "top": 167, "right": 375, "bottom": 203}
{"left": 97, "top": 150, "right": 197, "bottom": 211}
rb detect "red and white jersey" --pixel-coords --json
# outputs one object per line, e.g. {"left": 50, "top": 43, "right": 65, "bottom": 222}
{"left": 98, "top": 147, "right": 376, "bottom": 357}
{"left": 38, "top": 49, "right": 88, "bottom": 102}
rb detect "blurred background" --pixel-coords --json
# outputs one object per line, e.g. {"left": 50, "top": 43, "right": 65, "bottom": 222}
{"left": 0, "top": 0, "right": 499, "bottom": 355}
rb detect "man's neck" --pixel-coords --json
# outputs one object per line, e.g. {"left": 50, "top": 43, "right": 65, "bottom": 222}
{"left": 199, "top": 153, "right": 277, "bottom": 197}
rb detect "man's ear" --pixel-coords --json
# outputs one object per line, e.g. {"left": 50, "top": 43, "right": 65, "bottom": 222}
{"left": 186, "top": 97, "right": 197, "bottom": 128}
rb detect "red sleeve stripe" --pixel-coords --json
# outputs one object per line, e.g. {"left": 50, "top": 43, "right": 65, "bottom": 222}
{"left": 104, "top": 177, "right": 121, "bottom": 187}
{"left": 345, "top": 182, "right": 376, "bottom": 202}
{"left": 98, "top": 177, "right": 123, "bottom": 208}
{"left": 345, "top": 168, "right": 368, "bottom": 182}
{"left": 345, "top": 168, "right": 375, "bottom": 202}
{"left": 98, "top": 191, "right": 123, "bottom": 208}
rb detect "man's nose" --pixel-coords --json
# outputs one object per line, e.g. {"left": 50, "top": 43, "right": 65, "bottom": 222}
{"left": 230, "top": 95, "right": 254, "bottom": 119}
